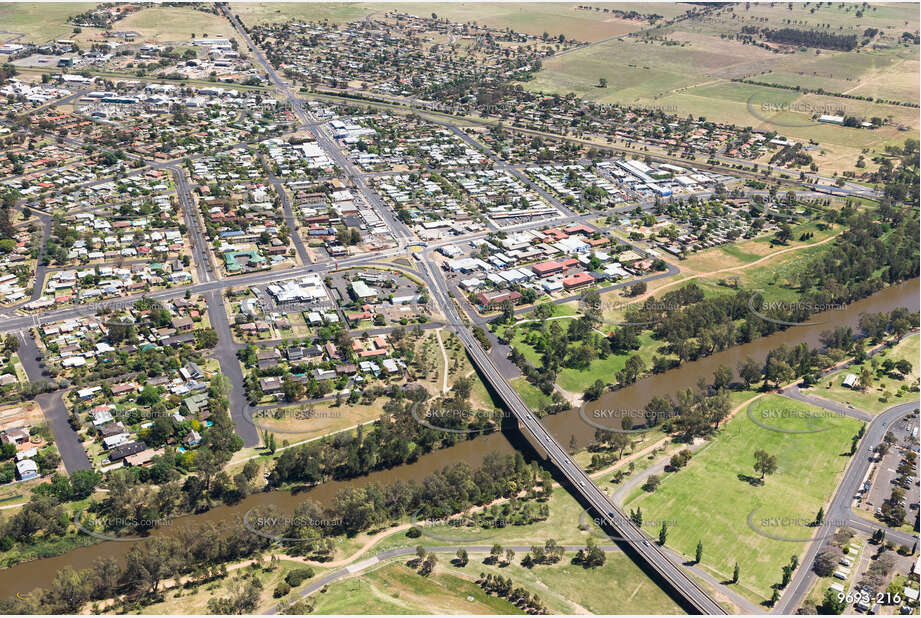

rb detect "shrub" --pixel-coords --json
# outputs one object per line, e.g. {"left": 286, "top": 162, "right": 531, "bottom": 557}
{"left": 284, "top": 567, "right": 315, "bottom": 587}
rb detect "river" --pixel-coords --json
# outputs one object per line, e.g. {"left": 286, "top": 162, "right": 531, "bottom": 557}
{"left": 2, "top": 278, "right": 917, "bottom": 599}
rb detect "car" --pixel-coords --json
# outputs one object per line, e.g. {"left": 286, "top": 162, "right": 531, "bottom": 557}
{"left": 579, "top": 481, "right": 585, "bottom": 487}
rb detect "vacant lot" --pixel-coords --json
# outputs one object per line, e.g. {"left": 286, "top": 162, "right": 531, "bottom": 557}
{"left": 625, "top": 395, "right": 862, "bottom": 604}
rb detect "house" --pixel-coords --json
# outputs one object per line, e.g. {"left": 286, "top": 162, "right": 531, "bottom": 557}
{"left": 314, "top": 368, "right": 336, "bottom": 381}
{"left": 259, "top": 376, "right": 284, "bottom": 394}
{"left": 257, "top": 348, "right": 281, "bottom": 369}
{"left": 110, "top": 382, "right": 137, "bottom": 396}
{"left": 842, "top": 374, "right": 857, "bottom": 388}
{"left": 183, "top": 393, "right": 210, "bottom": 416}
{"left": 92, "top": 408, "right": 114, "bottom": 426}
{"left": 108, "top": 441, "right": 147, "bottom": 462}
{"left": 124, "top": 448, "right": 159, "bottom": 467}
{"left": 2, "top": 427, "right": 30, "bottom": 445}
{"left": 15, "top": 459, "right": 39, "bottom": 480}
{"left": 184, "top": 430, "right": 202, "bottom": 447}
{"left": 172, "top": 317, "right": 194, "bottom": 332}
{"left": 103, "top": 433, "right": 131, "bottom": 449}
{"left": 335, "top": 363, "right": 357, "bottom": 375}
{"left": 77, "top": 386, "right": 102, "bottom": 400}
{"left": 180, "top": 362, "right": 203, "bottom": 380}
{"left": 15, "top": 447, "right": 38, "bottom": 461}
{"left": 99, "top": 422, "right": 127, "bottom": 438}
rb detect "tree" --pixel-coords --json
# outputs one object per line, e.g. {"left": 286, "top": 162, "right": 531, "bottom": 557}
{"left": 489, "top": 543, "right": 503, "bottom": 564}
{"left": 598, "top": 77, "right": 608, "bottom": 88}
{"left": 207, "top": 575, "right": 263, "bottom": 614}
{"left": 630, "top": 507, "right": 643, "bottom": 527}
{"left": 628, "top": 281, "right": 647, "bottom": 297}
{"left": 695, "top": 540, "right": 703, "bottom": 564}
{"left": 753, "top": 449, "right": 777, "bottom": 481}
{"left": 455, "top": 548, "right": 468, "bottom": 566}
{"left": 41, "top": 566, "right": 93, "bottom": 613}
{"left": 813, "top": 549, "right": 841, "bottom": 576}
{"left": 818, "top": 589, "right": 846, "bottom": 614}
{"left": 858, "top": 366, "right": 874, "bottom": 390}
{"left": 658, "top": 521, "right": 668, "bottom": 545}
{"left": 770, "top": 588, "right": 780, "bottom": 607}
{"left": 738, "top": 357, "right": 762, "bottom": 388}
{"left": 712, "top": 365, "right": 733, "bottom": 390}
{"left": 815, "top": 506, "right": 824, "bottom": 525}
{"left": 732, "top": 562, "right": 740, "bottom": 583}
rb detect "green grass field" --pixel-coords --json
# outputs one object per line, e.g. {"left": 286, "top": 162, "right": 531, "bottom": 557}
{"left": 310, "top": 562, "right": 521, "bottom": 614}
{"left": 625, "top": 395, "right": 862, "bottom": 604}
{"left": 0, "top": 3, "right": 94, "bottom": 43}
{"left": 802, "top": 334, "right": 921, "bottom": 415}
{"left": 510, "top": 376, "right": 554, "bottom": 411}
{"left": 472, "top": 553, "right": 684, "bottom": 614}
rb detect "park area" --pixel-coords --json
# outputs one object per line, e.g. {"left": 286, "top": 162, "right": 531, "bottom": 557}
{"left": 625, "top": 394, "right": 863, "bottom": 605}
{"left": 802, "top": 333, "right": 920, "bottom": 415}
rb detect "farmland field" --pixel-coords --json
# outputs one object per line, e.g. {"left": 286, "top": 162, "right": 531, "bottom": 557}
{"left": 230, "top": 3, "right": 680, "bottom": 41}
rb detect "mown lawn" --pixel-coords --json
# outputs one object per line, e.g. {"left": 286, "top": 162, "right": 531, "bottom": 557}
{"left": 626, "top": 395, "right": 862, "bottom": 605}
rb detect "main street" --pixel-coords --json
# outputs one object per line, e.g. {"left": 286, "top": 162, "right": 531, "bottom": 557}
{"left": 219, "top": 5, "right": 726, "bottom": 612}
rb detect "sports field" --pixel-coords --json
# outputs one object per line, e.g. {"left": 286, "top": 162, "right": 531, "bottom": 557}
{"left": 625, "top": 395, "right": 862, "bottom": 604}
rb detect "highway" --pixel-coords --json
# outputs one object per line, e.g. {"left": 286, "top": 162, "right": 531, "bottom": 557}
{"left": 415, "top": 253, "right": 727, "bottom": 615}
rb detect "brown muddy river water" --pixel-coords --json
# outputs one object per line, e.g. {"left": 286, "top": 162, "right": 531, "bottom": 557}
{"left": 2, "top": 278, "right": 917, "bottom": 599}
